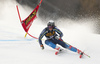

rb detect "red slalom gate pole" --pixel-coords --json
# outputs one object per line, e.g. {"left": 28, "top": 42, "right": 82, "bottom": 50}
{"left": 16, "top": 5, "right": 22, "bottom": 22}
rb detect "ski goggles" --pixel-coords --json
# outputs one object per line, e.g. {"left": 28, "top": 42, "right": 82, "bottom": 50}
{"left": 48, "top": 26, "right": 53, "bottom": 28}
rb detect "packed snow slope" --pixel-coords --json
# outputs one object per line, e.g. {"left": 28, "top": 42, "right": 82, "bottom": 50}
{"left": 0, "top": 0, "right": 100, "bottom": 64}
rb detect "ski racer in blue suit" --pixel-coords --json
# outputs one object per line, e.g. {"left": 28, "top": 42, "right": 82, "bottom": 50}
{"left": 38, "top": 20, "right": 83, "bottom": 55}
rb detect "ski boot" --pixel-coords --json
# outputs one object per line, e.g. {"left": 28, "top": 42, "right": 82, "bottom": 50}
{"left": 77, "top": 49, "right": 84, "bottom": 58}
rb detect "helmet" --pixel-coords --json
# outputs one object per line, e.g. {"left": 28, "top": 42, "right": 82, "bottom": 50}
{"left": 47, "top": 20, "right": 55, "bottom": 28}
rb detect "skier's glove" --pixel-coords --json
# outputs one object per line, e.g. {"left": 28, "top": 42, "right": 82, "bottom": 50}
{"left": 40, "top": 44, "right": 44, "bottom": 50}
{"left": 55, "top": 36, "right": 60, "bottom": 40}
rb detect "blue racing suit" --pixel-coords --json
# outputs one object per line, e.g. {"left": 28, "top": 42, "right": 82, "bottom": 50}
{"left": 38, "top": 27, "right": 77, "bottom": 52}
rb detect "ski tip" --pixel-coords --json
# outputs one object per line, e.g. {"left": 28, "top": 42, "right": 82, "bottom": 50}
{"left": 79, "top": 55, "right": 82, "bottom": 58}
{"left": 55, "top": 52, "right": 58, "bottom": 55}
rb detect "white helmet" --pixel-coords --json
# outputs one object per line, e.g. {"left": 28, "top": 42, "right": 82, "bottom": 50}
{"left": 47, "top": 20, "right": 55, "bottom": 27}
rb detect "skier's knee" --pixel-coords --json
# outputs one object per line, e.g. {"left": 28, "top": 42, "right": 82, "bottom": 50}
{"left": 45, "top": 40, "right": 56, "bottom": 49}
{"left": 45, "top": 40, "right": 49, "bottom": 45}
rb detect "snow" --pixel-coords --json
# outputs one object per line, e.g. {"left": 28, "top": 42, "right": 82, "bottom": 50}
{"left": 0, "top": 0, "right": 100, "bottom": 64}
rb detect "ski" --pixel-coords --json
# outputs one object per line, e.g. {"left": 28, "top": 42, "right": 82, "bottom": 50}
{"left": 55, "top": 50, "right": 90, "bottom": 58}
{"left": 83, "top": 52, "right": 90, "bottom": 58}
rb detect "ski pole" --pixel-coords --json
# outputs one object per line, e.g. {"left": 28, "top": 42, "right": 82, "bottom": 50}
{"left": 83, "top": 53, "right": 90, "bottom": 58}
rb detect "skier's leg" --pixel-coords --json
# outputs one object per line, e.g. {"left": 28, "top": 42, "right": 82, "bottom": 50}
{"left": 45, "top": 40, "right": 56, "bottom": 49}
{"left": 45, "top": 40, "right": 62, "bottom": 51}
{"left": 65, "top": 43, "right": 82, "bottom": 54}
{"left": 67, "top": 45, "right": 77, "bottom": 52}
{"left": 57, "top": 39, "right": 78, "bottom": 52}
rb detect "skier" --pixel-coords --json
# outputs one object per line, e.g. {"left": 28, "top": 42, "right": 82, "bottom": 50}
{"left": 38, "top": 20, "right": 83, "bottom": 56}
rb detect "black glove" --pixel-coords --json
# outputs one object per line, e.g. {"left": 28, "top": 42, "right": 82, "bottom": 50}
{"left": 40, "top": 44, "right": 44, "bottom": 50}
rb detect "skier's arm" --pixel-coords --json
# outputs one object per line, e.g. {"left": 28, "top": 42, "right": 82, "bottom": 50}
{"left": 54, "top": 27, "right": 63, "bottom": 37}
{"left": 38, "top": 28, "right": 47, "bottom": 46}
